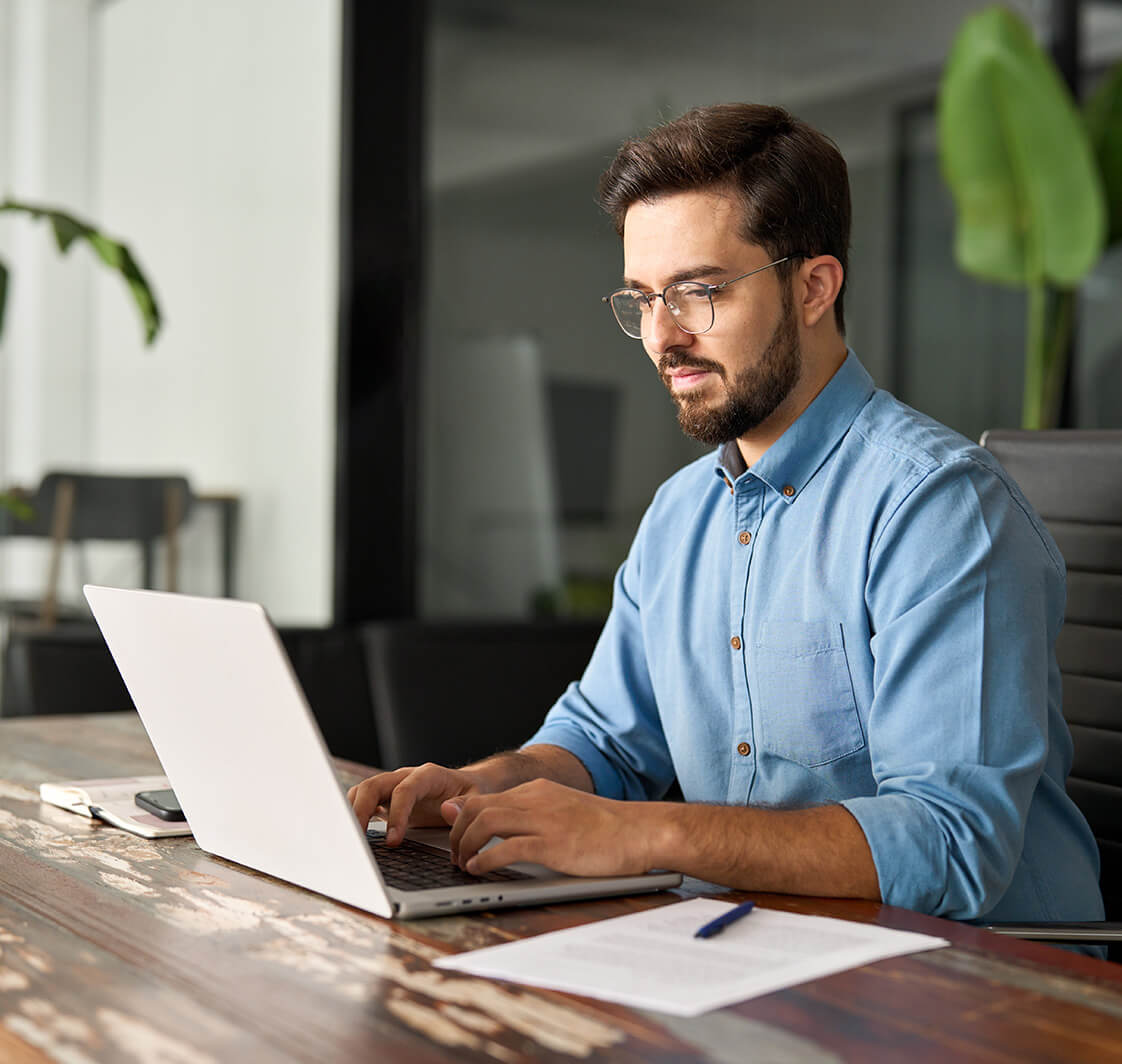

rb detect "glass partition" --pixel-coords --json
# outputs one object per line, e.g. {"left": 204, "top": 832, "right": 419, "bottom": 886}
{"left": 421, "top": 0, "right": 1119, "bottom": 619}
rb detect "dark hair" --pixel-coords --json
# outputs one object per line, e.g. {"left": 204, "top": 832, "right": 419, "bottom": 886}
{"left": 598, "top": 103, "right": 851, "bottom": 334}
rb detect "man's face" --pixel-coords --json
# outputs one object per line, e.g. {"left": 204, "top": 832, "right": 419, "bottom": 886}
{"left": 621, "top": 188, "right": 800, "bottom": 446}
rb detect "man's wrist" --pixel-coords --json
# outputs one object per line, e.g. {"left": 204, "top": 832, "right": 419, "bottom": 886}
{"left": 463, "top": 744, "right": 593, "bottom": 794}
{"left": 461, "top": 750, "right": 537, "bottom": 793}
{"left": 638, "top": 800, "right": 690, "bottom": 872}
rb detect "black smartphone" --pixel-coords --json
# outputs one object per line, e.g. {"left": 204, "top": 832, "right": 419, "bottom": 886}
{"left": 134, "top": 788, "right": 186, "bottom": 822}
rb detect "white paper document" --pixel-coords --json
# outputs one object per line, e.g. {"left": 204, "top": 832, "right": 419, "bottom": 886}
{"left": 435, "top": 897, "right": 949, "bottom": 1016}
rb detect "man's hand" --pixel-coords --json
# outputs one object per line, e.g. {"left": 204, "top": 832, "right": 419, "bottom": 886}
{"left": 443, "top": 782, "right": 880, "bottom": 901}
{"left": 348, "top": 764, "right": 485, "bottom": 844}
{"left": 348, "top": 745, "right": 595, "bottom": 847}
{"left": 444, "top": 779, "right": 657, "bottom": 877}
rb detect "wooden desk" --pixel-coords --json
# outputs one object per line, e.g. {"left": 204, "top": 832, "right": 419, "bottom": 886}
{"left": 3, "top": 714, "right": 1122, "bottom": 1063}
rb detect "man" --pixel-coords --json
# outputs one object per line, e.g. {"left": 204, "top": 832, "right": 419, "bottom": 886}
{"left": 350, "top": 103, "right": 1103, "bottom": 926}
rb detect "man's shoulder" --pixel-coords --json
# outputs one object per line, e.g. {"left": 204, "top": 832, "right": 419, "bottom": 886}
{"left": 848, "top": 390, "right": 1062, "bottom": 571}
{"left": 847, "top": 389, "right": 994, "bottom": 480}
{"left": 839, "top": 388, "right": 1040, "bottom": 523}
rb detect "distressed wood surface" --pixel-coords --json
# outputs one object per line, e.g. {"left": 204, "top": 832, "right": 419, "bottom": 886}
{"left": 3, "top": 714, "right": 1122, "bottom": 1062}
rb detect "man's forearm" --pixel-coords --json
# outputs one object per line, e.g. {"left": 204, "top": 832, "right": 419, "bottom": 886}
{"left": 464, "top": 743, "right": 594, "bottom": 794}
{"left": 640, "top": 801, "right": 881, "bottom": 900}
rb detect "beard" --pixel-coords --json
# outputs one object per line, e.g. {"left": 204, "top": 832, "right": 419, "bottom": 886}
{"left": 659, "top": 293, "right": 801, "bottom": 447}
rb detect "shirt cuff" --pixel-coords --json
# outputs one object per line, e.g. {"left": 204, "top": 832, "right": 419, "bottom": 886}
{"left": 842, "top": 793, "right": 951, "bottom": 915}
{"left": 522, "top": 722, "right": 627, "bottom": 799}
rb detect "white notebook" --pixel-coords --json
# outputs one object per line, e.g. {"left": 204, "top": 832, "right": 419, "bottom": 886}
{"left": 39, "top": 774, "right": 193, "bottom": 839}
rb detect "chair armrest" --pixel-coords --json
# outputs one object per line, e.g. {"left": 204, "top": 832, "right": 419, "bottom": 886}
{"left": 983, "top": 921, "right": 1122, "bottom": 943}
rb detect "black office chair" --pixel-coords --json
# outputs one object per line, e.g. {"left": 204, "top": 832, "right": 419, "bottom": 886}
{"left": 981, "top": 429, "right": 1122, "bottom": 952}
{"left": 0, "top": 471, "right": 193, "bottom": 625}
{"left": 1, "top": 623, "right": 135, "bottom": 718}
{"left": 360, "top": 619, "right": 604, "bottom": 769}
{"left": 0, "top": 620, "right": 383, "bottom": 768}
{"left": 279, "top": 627, "right": 382, "bottom": 767}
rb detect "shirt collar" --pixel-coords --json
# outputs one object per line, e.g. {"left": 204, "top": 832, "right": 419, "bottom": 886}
{"left": 715, "top": 349, "right": 875, "bottom": 502}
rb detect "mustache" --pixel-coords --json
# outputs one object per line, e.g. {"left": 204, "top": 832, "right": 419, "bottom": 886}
{"left": 657, "top": 351, "right": 725, "bottom": 378}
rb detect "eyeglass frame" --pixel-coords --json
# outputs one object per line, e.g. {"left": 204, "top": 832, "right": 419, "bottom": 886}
{"left": 601, "top": 254, "right": 801, "bottom": 340}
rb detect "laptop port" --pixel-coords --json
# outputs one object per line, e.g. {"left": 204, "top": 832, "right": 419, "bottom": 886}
{"left": 435, "top": 901, "right": 453, "bottom": 908}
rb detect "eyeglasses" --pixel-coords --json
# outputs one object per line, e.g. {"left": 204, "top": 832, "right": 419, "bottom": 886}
{"left": 602, "top": 255, "right": 794, "bottom": 340}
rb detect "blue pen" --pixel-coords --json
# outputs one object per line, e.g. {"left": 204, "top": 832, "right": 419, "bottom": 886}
{"left": 693, "top": 900, "right": 756, "bottom": 939}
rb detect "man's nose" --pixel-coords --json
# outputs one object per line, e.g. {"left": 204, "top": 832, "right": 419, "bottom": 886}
{"left": 645, "top": 297, "right": 691, "bottom": 354}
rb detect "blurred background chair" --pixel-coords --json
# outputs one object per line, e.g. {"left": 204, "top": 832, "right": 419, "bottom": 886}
{"left": 981, "top": 429, "right": 1122, "bottom": 954}
{"left": 360, "top": 619, "right": 603, "bottom": 769}
{"left": 1, "top": 617, "right": 381, "bottom": 767}
{"left": 1, "top": 623, "right": 135, "bottom": 718}
{"left": 278, "top": 627, "right": 382, "bottom": 768}
{"left": 0, "top": 471, "right": 193, "bottom": 626}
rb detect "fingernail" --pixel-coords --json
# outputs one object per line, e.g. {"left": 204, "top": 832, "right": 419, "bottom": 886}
{"left": 465, "top": 858, "right": 478, "bottom": 874}
{"left": 387, "top": 827, "right": 399, "bottom": 843}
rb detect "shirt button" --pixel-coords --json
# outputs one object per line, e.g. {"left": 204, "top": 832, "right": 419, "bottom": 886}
{"left": 730, "top": 636, "right": 742, "bottom": 650}
{"left": 782, "top": 484, "right": 795, "bottom": 498}
{"left": 737, "top": 742, "right": 751, "bottom": 756}
{"left": 738, "top": 531, "right": 752, "bottom": 545}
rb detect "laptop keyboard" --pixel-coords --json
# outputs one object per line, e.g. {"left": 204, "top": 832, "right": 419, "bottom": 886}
{"left": 366, "top": 831, "right": 534, "bottom": 891}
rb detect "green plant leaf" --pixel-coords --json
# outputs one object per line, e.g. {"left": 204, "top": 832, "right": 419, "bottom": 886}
{"left": 0, "top": 199, "right": 161, "bottom": 344}
{"left": 1085, "top": 61, "right": 1122, "bottom": 246}
{"left": 937, "top": 5, "right": 1106, "bottom": 287}
{"left": 0, "top": 490, "right": 34, "bottom": 522}
{"left": 47, "top": 212, "right": 87, "bottom": 254}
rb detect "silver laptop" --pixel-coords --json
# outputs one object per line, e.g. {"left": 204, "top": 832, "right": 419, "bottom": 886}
{"left": 83, "top": 585, "right": 681, "bottom": 918}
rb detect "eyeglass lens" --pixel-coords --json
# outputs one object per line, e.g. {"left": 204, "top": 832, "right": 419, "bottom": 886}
{"left": 609, "top": 283, "right": 714, "bottom": 339}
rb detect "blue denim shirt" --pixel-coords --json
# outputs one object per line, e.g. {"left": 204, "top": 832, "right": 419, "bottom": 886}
{"left": 527, "top": 351, "right": 1103, "bottom": 923}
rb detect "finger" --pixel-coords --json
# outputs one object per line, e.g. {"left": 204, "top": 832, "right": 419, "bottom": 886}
{"left": 441, "top": 798, "right": 465, "bottom": 859}
{"left": 441, "top": 797, "right": 464, "bottom": 825}
{"left": 455, "top": 805, "right": 535, "bottom": 868}
{"left": 349, "top": 768, "right": 413, "bottom": 828}
{"left": 446, "top": 793, "right": 482, "bottom": 854}
{"left": 447, "top": 792, "right": 508, "bottom": 858}
{"left": 384, "top": 763, "right": 463, "bottom": 843}
{"left": 465, "top": 835, "right": 545, "bottom": 876}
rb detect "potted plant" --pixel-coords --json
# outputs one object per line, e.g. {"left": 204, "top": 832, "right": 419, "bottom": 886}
{"left": 937, "top": 5, "right": 1122, "bottom": 428}
{"left": 0, "top": 200, "right": 161, "bottom": 515}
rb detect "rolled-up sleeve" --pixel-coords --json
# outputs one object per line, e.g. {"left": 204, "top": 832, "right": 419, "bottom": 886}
{"left": 842, "top": 457, "right": 1065, "bottom": 919}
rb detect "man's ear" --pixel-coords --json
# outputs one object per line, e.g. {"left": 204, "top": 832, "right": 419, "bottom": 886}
{"left": 797, "top": 256, "right": 844, "bottom": 329}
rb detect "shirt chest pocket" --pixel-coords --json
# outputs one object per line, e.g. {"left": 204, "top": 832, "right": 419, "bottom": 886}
{"left": 749, "top": 620, "right": 866, "bottom": 767}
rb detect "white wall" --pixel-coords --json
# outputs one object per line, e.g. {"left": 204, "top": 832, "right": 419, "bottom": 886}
{"left": 0, "top": 0, "right": 98, "bottom": 476}
{"left": 92, "top": 0, "right": 340, "bottom": 623}
{"left": 1, "top": 0, "right": 341, "bottom": 624}
{"left": 0, "top": 0, "right": 100, "bottom": 601}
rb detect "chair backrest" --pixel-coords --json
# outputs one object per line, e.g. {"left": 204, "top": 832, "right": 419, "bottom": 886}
{"left": 0, "top": 623, "right": 135, "bottom": 718}
{"left": 360, "top": 619, "right": 603, "bottom": 769}
{"left": 0, "top": 621, "right": 382, "bottom": 770}
{"left": 982, "top": 429, "right": 1122, "bottom": 919}
{"left": 278, "top": 627, "right": 382, "bottom": 768}
{"left": 0, "top": 471, "right": 194, "bottom": 624}
{"left": 31, "top": 472, "right": 192, "bottom": 542}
